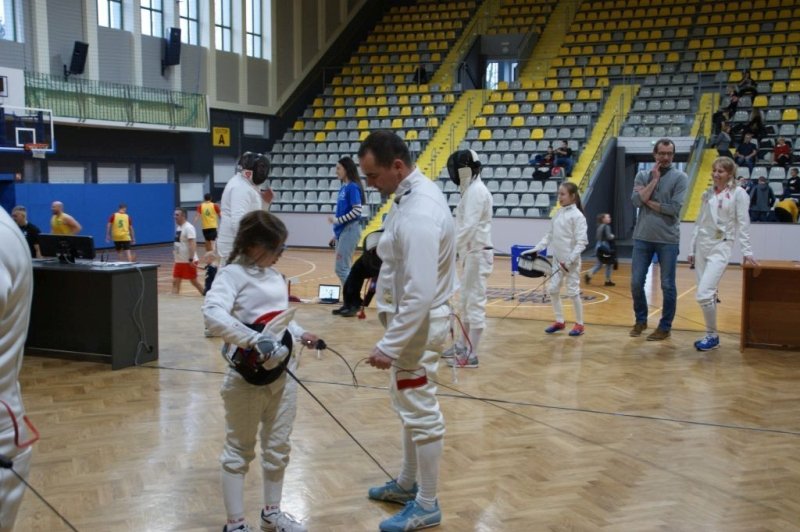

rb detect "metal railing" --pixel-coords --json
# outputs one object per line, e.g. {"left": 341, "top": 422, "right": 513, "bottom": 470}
{"left": 578, "top": 114, "right": 617, "bottom": 194}
{"left": 24, "top": 71, "right": 208, "bottom": 130}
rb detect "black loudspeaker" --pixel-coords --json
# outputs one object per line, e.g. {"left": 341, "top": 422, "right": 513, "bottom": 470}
{"left": 162, "top": 27, "right": 181, "bottom": 73}
{"left": 68, "top": 41, "right": 89, "bottom": 74}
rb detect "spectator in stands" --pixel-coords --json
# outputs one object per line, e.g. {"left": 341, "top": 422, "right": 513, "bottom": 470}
{"left": 774, "top": 197, "right": 799, "bottom": 223}
{"left": 629, "top": 138, "right": 688, "bottom": 341}
{"left": 10, "top": 205, "right": 41, "bottom": 258}
{"left": 712, "top": 87, "right": 739, "bottom": 135}
{"left": 529, "top": 145, "right": 555, "bottom": 179}
{"left": 327, "top": 156, "right": 366, "bottom": 287}
{"left": 783, "top": 167, "right": 800, "bottom": 200}
{"left": 749, "top": 175, "right": 776, "bottom": 222}
{"left": 743, "top": 108, "right": 767, "bottom": 141}
{"left": 554, "top": 140, "right": 574, "bottom": 177}
{"left": 414, "top": 64, "right": 429, "bottom": 85}
{"left": 737, "top": 69, "right": 757, "bottom": 98}
{"left": 734, "top": 132, "right": 758, "bottom": 172}
{"left": 712, "top": 122, "right": 734, "bottom": 158}
{"left": 772, "top": 136, "right": 792, "bottom": 168}
{"left": 738, "top": 176, "right": 755, "bottom": 195}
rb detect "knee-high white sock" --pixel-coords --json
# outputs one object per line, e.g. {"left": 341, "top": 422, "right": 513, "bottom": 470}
{"left": 416, "top": 438, "right": 443, "bottom": 510}
{"left": 456, "top": 322, "right": 470, "bottom": 349}
{"left": 700, "top": 300, "right": 717, "bottom": 336}
{"left": 571, "top": 294, "right": 584, "bottom": 325}
{"left": 262, "top": 468, "right": 285, "bottom": 510}
{"left": 551, "top": 293, "right": 564, "bottom": 322}
{"left": 468, "top": 327, "right": 484, "bottom": 358}
{"left": 221, "top": 469, "right": 246, "bottom": 524}
{"left": 396, "top": 427, "right": 417, "bottom": 489}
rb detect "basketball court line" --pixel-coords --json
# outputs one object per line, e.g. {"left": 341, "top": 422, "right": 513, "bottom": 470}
{"left": 648, "top": 284, "right": 697, "bottom": 319}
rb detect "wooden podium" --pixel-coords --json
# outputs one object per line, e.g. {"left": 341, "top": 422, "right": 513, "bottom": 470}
{"left": 741, "top": 261, "right": 800, "bottom": 351}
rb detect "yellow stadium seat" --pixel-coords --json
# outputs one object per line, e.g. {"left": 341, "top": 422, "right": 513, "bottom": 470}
{"left": 378, "top": 107, "right": 389, "bottom": 117}
{"left": 527, "top": 91, "right": 539, "bottom": 101}
{"left": 783, "top": 109, "right": 798, "bottom": 121}
{"left": 474, "top": 116, "right": 487, "bottom": 128}
{"left": 313, "top": 109, "right": 324, "bottom": 119}
{"left": 552, "top": 90, "right": 564, "bottom": 101}
{"left": 482, "top": 104, "right": 494, "bottom": 114}
{"left": 405, "top": 129, "right": 418, "bottom": 140}
{"left": 489, "top": 92, "right": 502, "bottom": 102}
{"left": 479, "top": 129, "right": 492, "bottom": 140}
{"left": 531, "top": 128, "right": 544, "bottom": 140}
{"left": 359, "top": 130, "right": 369, "bottom": 141}
{"left": 533, "top": 103, "right": 545, "bottom": 114}
{"left": 507, "top": 104, "right": 519, "bottom": 114}
{"left": 772, "top": 81, "right": 787, "bottom": 92}
{"left": 511, "top": 116, "right": 524, "bottom": 127}
{"left": 558, "top": 102, "right": 572, "bottom": 113}
{"left": 314, "top": 131, "right": 326, "bottom": 142}
{"left": 357, "top": 120, "right": 369, "bottom": 130}
{"left": 335, "top": 108, "right": 346, "bottom": 118}
{"left": 502, "top": 92, "right": 514, "bottom": 102}
{"left": 753, "top": 95, "right": 769, "bottom": 107}
{"left": 391, "top": 118, "right": 403, "bottom": 128}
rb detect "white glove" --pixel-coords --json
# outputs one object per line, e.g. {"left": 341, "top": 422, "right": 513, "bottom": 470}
{"left": 254, "top": 332, "right": 290, "bottom": 370}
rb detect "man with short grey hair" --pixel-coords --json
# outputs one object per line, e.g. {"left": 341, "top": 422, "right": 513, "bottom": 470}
{"left": 10, "top": 206, "right": 41, "bottom": 258}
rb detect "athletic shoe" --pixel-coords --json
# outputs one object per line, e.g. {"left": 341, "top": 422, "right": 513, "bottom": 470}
{"left": 545, "top": 322, "right": 565, "bottom": 334}
{"left": 629, "top": 322, "right": 647, "bottom": 337}
{"left": 331, "top": 305, "right": 347, "bottom": 315}
{"left": 604, "top": 280, "right": 616, "bottom": 286}
{"left": 695, "top": 335, "right": 720, "bottom": 351}
{"left": 379, "top": 500, "right": 441, "bottom": 532}
{"left": 647, "top": 328, "right": 671, "bottom": 341}
{"left": 224, "top": 523, "right": 252, "bottom": 532}
{"left": 368, "top": 479, "right": 418, "bottom": 504}
{"left": 446, "top": 352, "right": 478, "bottom": 368}
{"left": 261, "top": 509, "right": 307, "bottom": 532}
{"left": 339, "top": 306, "right": 359, "bottom": 318}
{"left": 584, "top": 273, "right": 591, "bottom": 284}
{"left": 568, "top": 324, "right": 585, "bottom": 336}
{"left": 441, "top": 345, "right": 466, "bottom": 359}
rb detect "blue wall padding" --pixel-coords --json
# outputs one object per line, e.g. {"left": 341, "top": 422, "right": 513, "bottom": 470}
{"left": 13, "top": 183, "right": 176, "bottom": 248}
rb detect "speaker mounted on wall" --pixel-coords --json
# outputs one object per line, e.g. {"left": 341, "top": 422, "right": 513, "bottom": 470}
{"left": 64, "top": 41, "right": 89, "bottom": 80}
{"left": 162, "top": 27, "right": 182, "bottom": 76}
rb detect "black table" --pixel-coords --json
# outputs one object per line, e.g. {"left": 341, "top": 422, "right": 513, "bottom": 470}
{"left": 27, "top": 261, "right": 159, "bottom": 369}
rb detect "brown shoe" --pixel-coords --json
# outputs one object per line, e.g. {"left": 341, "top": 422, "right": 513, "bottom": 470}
{"left": 646, "top": 328, "right": 671, "bottom": 341}
{"left": 629, "top": 322, "right": 647, "bottom": 337}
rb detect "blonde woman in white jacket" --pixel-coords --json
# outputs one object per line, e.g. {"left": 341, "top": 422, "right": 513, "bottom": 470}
{"left": 688, "top": 156, "right": 757, "bottom": 351}
{"left": 531, "top": 182, "right": 589, "bottom": 336}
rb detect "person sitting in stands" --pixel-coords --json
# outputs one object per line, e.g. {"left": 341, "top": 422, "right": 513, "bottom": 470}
{"left": 530, "top": 146, "right": 555, "bottom": 179}
{"left": 734, "top": 132, "right": 758, "bottom": 172}
{"left": 783, "top": 167, "right": 800, "bottom": 200}
{"left": 554, "top": 140, "right": 574, "bottom": 177}
{"left": 712, "top": 87, "right": 739, "bottom": 135}
{"left": 737, "top": 69, "right": 757, "bottom": 98}
{"left": 713, "top": 122, "right": 734, "bottom": 158}
{"left": 773, "top": 136, "right": 792, "bottom": 168}
{"left": 749, "top": 175, "right": 776, "bottom": 222}
{"left": 744, "top": 108, "right": 767, "bottom": 141}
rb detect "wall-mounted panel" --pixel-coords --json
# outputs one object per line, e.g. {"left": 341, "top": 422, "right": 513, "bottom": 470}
{"left": 46, "top": 0, "right": 85, "bottom": 77}
{"left": 215, "top": 51, "right": 239, "bottom": 103}
{"left": 247, "top": 58, "right": 269, "bottom": 107}
{"left": 324, "top": 0, "right": 341, "bottom": 44}
{"left": 300, "top": 0, "right": 319, "bottom": 67}
{"left": 141, "top": 35, "right": 172, "bottom": 90}
{"left": 180, "top": 45, "right": 207, "bottom": 94}
{"left": 274, "top": 1, "right": 295, "bottom": 98}
{"left": 98, "top": 27, "right": 133, "bottom": 85}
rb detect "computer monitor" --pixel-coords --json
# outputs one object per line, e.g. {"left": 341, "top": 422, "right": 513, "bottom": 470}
{"left": 318, "top": 284, "right": 341, "bottom": 304}
{"left": 38, "top": 234, "right": 96, "bottom": 263}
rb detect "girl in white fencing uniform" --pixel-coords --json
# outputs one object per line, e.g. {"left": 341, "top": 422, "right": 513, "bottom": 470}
{"left": 531, "top": 182, "right": 589, "bottom": 336}
{"left": 688, "top": 156, "right": 757, "bottom": 351}
{"left": 204, "top": 211, "right": 318, "bottom": 532}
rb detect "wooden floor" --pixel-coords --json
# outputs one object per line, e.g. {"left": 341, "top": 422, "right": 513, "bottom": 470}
{"left": 15, "top": 247, "right": 800, "bottom": 531}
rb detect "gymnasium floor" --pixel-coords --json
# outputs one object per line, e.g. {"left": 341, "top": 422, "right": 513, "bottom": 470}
{"left": 14, "top": 246, "right": 800, "bottom": 531}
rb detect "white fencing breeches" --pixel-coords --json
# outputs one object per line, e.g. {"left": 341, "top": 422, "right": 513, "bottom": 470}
{"left": 384, "top": 305, "right": 449, "bottom": 444}
{"left": 0, "top": 429, "right": 32, "bottom": 532}
{"left": 457, "top": 249, "right": 493, "bottom": 330}
{"left": 219, "top": 368, "right": 298, "bottom": 476}
{"left": 694, "top": 241, "right": 731, "bottom": 334}
{"left": 548, "top": 260, "right": 583, "bottom": 324}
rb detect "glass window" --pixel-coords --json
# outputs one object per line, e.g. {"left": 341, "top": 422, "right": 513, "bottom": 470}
{"left": 179, "top": 0, "right": 199, "bottom": 45}
{"left": 214, "top": 0, "right": 232, "bottom": 52}
{"left": 0, "top": 0, "right": 17, "bottom": 42}
{"left": 140, "top": 0, "right": 163, "bottom": 37}
{"left": 245, "top": 0, "right": 262, "bottom": 58}
{"left": 98, "top": 0, "right": 123, "bottom": 29}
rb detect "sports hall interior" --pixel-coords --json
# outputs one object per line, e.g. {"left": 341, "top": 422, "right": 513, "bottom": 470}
{"left": 1, "top": 0, "right": 800, "bottom": 530}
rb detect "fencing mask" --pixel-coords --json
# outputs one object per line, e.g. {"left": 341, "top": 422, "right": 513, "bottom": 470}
{"left": 446, "top": 149, "right": 481, "bottom": 186}
{"left": 237, "top": 151, "right": 271, "bottom": 186}
{"left": 517, "top": 250, "right": 552, "bottom": 278}
{"left": 222, "top": 308, "right": 295, "bottom": 385}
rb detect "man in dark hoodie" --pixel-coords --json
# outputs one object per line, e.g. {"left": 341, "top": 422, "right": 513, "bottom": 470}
{"left": 749, "top": 175, "right": 775, "bottom": 222}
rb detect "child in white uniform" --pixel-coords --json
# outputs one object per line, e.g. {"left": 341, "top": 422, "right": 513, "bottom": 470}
{"left": 531, "top": 182, "right": 589, "bottom": 336}
{"left": 203, "top": 211, "right": 318, "bottom": 532}
{"left": 688, "top": 156, "right": 757, "bottom": 351}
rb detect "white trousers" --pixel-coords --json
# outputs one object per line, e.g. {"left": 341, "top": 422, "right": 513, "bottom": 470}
{"left": 0, "top": 430, "right": 32, "bottom": 532}
{"left": 694, "top": 240, "right": 731, "bottom": 305}
{"left": 548, "top": 259, "right": 582, "bottom": 298}
{"left": 219, "top": 367, "right": 298, "bottom": 476}
{"left": 383, "top": 305, "right": 449, "bottom": 444}
{"left": 458, "top": 249, "right": 493, "bottom": 330}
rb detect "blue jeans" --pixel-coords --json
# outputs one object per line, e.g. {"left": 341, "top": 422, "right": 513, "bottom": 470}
{"left": 335, "top": 222, "right": 361, "bottom": 286}
{"left": 631, "top": 239, "right": 679, "bottom": 330}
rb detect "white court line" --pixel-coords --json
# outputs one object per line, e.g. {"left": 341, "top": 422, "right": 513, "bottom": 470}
{"left": 647, "top": 285, "right": 697, "bottom": 319}
{"left": 280, "top": 254, "right": 317, "bottom": 279}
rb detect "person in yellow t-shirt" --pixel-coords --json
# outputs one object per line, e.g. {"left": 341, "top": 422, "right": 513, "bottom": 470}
{"left": 193, "top": 193, "right": 222, "bottom": 252}
{"left": 50, "top": 201, "right": 82, "bottom": 235}
{"left": 105, "top": 203, "right": 136, "bottom": 262}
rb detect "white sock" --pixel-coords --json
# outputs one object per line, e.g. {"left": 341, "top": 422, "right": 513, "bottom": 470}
{"left": 700, "top": 300, "right": 717, "bottom": 336}
{"left": 468, "top": 327, "right": 483, "bottom": 358}
{"left": 415, "top": 438, "right": 443, "bottom": 510}
{"left": 396, "top": 427, "right": 417, "bottom": 490}
{"left": 551, "top": 293, "right": 564, "bottom": 323}
{"left": 571, "top": 294, "right": 584, "bottom": 325}
{"left": 221, "top": 469, "right": 246, "bottom": 524}
{"left": 262, "top": 468, "right": 284, "bottom": 510}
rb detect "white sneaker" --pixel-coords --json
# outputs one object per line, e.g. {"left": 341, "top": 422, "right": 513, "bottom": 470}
{"left": 442, "top": 344, "right": 466, "bottom": 359}
{"left": 261, "top": 510, "right": 307, "bottom": 532}
{"left": 224, "top": 522, "right": 252, "bottom": 532}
